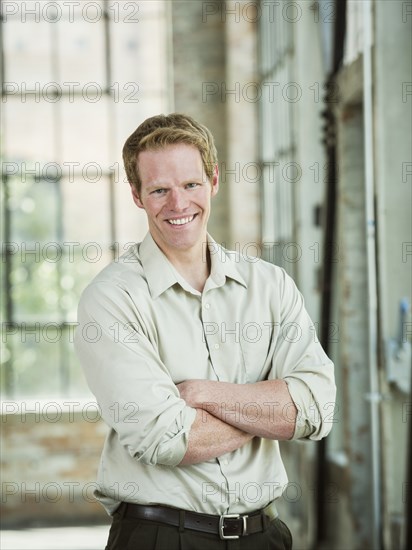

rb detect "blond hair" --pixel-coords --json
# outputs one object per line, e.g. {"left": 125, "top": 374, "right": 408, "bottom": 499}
{"left": 122, "top": 113, "right": 218, "bottom": 195}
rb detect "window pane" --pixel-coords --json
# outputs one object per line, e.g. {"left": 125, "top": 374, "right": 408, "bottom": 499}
{"left": 8, "top": 177, "right": 60, "bottom": 244}
{"left": 7, "top": 176, "right": 61, "bottom": 323}
{"left": 60, "top": 97, "right": 110, "bottom": 165}
{"left": 10, "top": 258, "right": 60, "bottom": 323}
{"left": 110, "top": 15, "right": 167, "bottom": 92}
{"left": 0, "top": 184, "right": 7, "bottom": 324}
{"left": 0, "top": 331, "right": 13, "bottom": 397}
{"left": 56, "top": 18, "right": 106, "bottom": 86}
{"left": 114, "top": 93, "right": 167, "bottom": 155}
{"left": 8, "top": 328, "right": 61, "bottom": 397}
{"left": 61, "top": 176, "right": 111, "bottom": 245}
{"left": 3, "top": 20, "right": 53, "bottom": 86}
{"left": 3, "top": 99, "right": 56, "bottom": 162}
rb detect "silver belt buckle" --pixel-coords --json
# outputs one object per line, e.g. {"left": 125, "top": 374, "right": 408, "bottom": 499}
{"left": 219, "top": 513, "right": 248, "bottom": 540}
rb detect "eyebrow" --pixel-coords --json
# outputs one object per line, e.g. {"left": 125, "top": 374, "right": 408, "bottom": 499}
{"left": 145, "top": 179, "right": 206, "bottom": 192}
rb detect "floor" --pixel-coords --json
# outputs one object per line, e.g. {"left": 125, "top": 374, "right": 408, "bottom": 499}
{"left": 0, "top": 526, "right": 109, "bottom": 550}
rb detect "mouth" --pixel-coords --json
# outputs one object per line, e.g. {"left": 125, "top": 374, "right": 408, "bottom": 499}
{"left": 166, "top": 214, "right": 198, "bottom": 226}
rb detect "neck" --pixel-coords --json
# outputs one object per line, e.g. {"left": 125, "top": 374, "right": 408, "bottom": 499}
{"left": 162, "top": 241, "right": 211, "bottom": 293}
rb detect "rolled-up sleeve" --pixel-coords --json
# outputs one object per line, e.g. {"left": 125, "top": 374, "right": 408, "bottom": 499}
{"left": 74, "top": 281, "right": 197, "bottom": 466}
{"left": 268, "top": 270, "right": 336, "bottom": 441}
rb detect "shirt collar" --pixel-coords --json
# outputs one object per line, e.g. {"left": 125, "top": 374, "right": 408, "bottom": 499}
{"left": 139, "top": 232, "right": 247, "bottom": 299}
{"left": 206, "top": 234, "right": 248, "bottom": 290}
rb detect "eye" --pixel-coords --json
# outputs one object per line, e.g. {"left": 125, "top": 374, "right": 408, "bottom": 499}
{"left": 151, "top": 188, "right": 167, "bottom": 195}
{"left": 186, "top": 183, "right": 199, "bottom": 189}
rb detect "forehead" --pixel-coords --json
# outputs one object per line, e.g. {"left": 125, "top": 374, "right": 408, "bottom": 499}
{"left": 137, "top": 144, "right": 205, "bottom": 185}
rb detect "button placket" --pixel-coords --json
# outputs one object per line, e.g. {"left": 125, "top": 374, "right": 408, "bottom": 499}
{"left": 202, "top": 298, "right": 220, "bottom": 355}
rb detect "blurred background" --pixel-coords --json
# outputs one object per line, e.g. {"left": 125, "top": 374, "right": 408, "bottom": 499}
{"left": 0, "top": 1, "right": 411, "bottom": 549}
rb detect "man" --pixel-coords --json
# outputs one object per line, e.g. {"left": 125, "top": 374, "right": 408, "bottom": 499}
{"left": 75, "top": 113, "right": 336, "bottom": 549}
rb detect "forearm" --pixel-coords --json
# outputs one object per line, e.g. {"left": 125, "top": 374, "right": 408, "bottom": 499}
{"left": 179, "top": 379, "right": 297, "bottom": 440}
{"left": 179, "top": 409, "right": 254, "bottom": 466}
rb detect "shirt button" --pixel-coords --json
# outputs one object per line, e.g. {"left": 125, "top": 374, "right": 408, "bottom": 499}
{"left": 235, "top": 498, "right": 240, "bottom": 503}
{"left": 204, "top": 303, "right": 210, "bottom": 309}
{"left": 214, "top": 343, "right": 220, "bottom": 349}
{"left": 223, "top": 459, "right": 229, "bottom": 465}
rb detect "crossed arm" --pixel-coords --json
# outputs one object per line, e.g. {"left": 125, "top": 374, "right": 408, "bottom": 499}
{"left": 177, "top": 379, "right": 297, "bottom": 465}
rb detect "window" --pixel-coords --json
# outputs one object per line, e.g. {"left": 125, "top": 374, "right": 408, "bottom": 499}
{"left": 258, "top": 1, "right": 296, "bottom": 275}
{"left": 1, "top": 0, "right": 170, "bottom": 398}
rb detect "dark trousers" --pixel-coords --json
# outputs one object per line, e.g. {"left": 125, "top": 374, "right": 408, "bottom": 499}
{"left": 105, "top": 507, "right": 293, "bottom": 550}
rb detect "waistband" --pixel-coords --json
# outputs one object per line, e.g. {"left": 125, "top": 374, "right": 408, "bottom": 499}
{"left": 119, "top": 502, "right": 273, "bottom": 540}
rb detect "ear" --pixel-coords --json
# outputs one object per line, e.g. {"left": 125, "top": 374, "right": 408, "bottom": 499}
{"left": 130, "top": 183, "right": 145, "bottom": 209}
{"left": 211, "top": 164, "right": 219, "bottom": 197}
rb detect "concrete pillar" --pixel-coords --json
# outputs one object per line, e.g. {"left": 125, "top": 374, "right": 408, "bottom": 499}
{"left": 170, "top": 0, "right": 229, "bottom": 245}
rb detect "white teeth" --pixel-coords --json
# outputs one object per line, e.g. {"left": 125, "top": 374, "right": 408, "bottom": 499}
{"left": 168, "top": 216, "right": 194, "bottom": 225}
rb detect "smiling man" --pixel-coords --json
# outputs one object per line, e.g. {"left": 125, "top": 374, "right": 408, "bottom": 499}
{"left": 75, "top": 113, "right": 336, "bottom": 550}
{"left": 130, "top": 140, "right": 218, "bottom": 292}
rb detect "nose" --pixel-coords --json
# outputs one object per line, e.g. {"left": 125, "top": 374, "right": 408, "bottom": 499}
{"left": 167, "top": 188, "right": 189, "bottom": 211}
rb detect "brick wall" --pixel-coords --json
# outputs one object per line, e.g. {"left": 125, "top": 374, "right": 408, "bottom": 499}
{"left": 1, "top": 406, "right": 110, "bottom": 527}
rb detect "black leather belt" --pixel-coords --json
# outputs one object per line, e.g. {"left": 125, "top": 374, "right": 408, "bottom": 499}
{"left": 121, "top": 503, "right": 270, "bottom": 540}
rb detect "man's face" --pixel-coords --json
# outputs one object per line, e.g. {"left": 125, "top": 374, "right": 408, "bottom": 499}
{"left": 131, "top": 143, "right": 219, "bottom": 258}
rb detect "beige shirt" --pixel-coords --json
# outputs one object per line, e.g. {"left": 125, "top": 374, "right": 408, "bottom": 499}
{"left": 74, "top": 232, "right": 336, "bottom": 517}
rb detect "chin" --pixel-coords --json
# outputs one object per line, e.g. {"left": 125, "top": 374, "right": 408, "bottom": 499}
{"left": 169, "top": 235, "right": 201, "bottom": 249}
